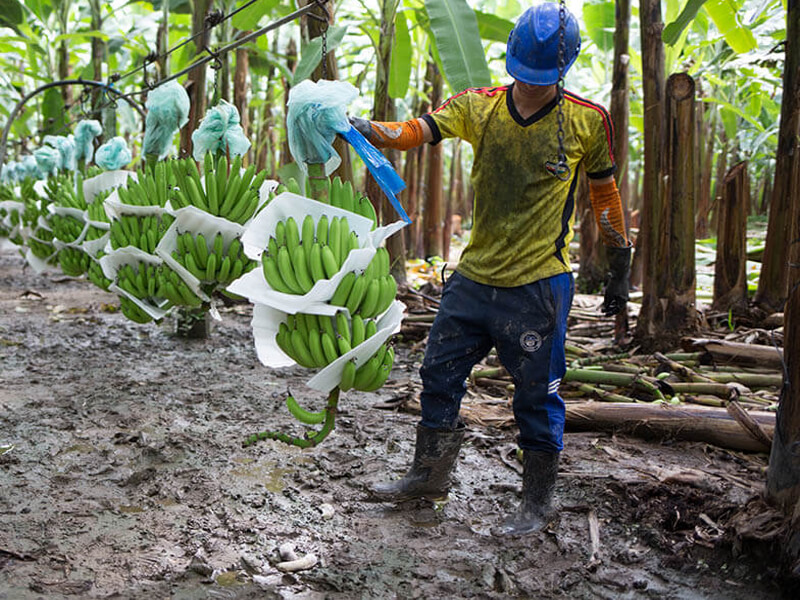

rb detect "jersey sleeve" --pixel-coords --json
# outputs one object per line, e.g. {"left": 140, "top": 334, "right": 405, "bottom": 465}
{"left": 583, "top": 107, "right": 616, "bottom": 179}
{"left": 423, "top": 90, "right": 476, "bottom": 146}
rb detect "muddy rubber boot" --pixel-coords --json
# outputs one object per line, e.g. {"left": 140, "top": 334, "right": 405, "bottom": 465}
{"left": 492, "top": 450, "right": 559, "bottom": 536}
{"left": 368, "top": 424, "right": 464, "bottom": 502}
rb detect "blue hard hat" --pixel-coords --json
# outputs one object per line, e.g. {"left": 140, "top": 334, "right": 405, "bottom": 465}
{"left": 506, "top": 2, "right": 582, "bottom": 86}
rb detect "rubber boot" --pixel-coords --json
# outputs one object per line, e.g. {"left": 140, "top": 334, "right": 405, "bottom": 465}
{"left": 368, "top": 424, "right": 464, "bottom": 502}
{"left": 492, "top": 450, "right": 559, "bottom": 536}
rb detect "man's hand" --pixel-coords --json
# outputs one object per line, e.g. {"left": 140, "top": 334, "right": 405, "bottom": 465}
{"left": 602, "top": 245, "right": 632, "bottom": 316}
{"left": 348, "top": 116, "right": 375, "bottom": 142}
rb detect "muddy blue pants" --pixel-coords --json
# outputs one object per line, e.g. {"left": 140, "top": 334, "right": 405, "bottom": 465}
{"left": 419, "top": 271, "right": 574, "bottom": 452}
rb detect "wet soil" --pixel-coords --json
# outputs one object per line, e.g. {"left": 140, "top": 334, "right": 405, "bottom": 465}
{"left": 0, "top": 244, "right": 793, "bottom": 599}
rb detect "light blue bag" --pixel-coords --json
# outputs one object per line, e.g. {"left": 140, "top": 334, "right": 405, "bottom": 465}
{"left": 143, "top": 81, "right": 191, "bottom": 159}
{"left": 34, "top": 146, "right": 61, "bottom": 177}
{"left": 74, "top": 120, "right": 103, "bottom": 165}
{"left": 95, "top": 137, "right": 132, "bottom": 171}
{"left": 286, "top": 79, "right": 357, "bottom": 175}
{"left": 44, "top": 135, "right": 77, "bottom": 172}
{"left": 191, "top": 100, "right": 251, "bottom": 161}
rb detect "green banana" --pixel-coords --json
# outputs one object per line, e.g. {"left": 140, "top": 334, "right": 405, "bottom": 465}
{"left": 340, "top": 359, "right": 357, "bottom": 391}
{"left": 330, "top": 271, "right": 356, "bottom": 306}
{"left": 286, "top": 395, "right": 326, "bottom": 425}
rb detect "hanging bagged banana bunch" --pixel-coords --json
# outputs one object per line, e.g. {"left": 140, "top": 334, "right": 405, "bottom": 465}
{"left": 170, "top": 153, "right": 268, "bottom": 225}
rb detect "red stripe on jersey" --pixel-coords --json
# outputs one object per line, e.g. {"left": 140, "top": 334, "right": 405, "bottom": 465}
{"left": 564, "top": 90, "right": 615, "bottom": 165}
{"left": 431, "top": 86, "right": 509, "bottom": 114}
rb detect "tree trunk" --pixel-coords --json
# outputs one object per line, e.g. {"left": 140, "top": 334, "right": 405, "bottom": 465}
{"left": 756, "top": 6, "right": 800, "bottom": 313}
{"left": 233, "top": 42, "right": 251, "bottom": 163}
{"left": 635, "top": 0, "right": 666, "bottom": 344}
{"left": 362, "top": 0, "right": 406, "bottom": 280}
{"left": 712, "top": 162, "right": 750, "bottom": 314}
{"left": 422, "top": 61, "right": 444, "bottom": 260}
{"left": 611, "top": 0, "right": 631, "bottom": 210}
{"left": 565, "top": 402, "right": 774, "bottom": 454}
{"left": 709, "top": 132, "right": 729, "bottom": 235}
{"left": 180, "top": 0, "right": 211, "bottom": 159}
{"left": 767, "top": 0, "right": 800, "bottom": 526}
{"left": 280, "top": 37, "right": 297, "bottom": 169}
{"left": 696, "top": 106, "right": 717, "bottom": 239}
{"left": 301, "top": 0, "right": 352, "bottom": 183}
{"left": 90, "top": 0, "right": 114, "bottom": 141}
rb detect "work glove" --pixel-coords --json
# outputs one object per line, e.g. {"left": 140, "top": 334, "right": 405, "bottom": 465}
{"left": 602, "top": 244, "right": 632, "bottom": 316}
{"left": 348, "top": 116, "right": 375, "bottom": 142}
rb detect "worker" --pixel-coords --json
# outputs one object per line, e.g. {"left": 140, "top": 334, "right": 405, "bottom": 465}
{"left": 350, "top": 1, "right": 630, "bottom": 536}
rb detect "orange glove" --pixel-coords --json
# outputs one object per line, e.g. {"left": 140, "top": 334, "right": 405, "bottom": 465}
{"left": 349, "top": 117, "right": 426, "bottom": 151}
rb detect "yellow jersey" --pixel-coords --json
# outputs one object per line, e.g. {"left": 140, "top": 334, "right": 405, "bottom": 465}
{"left": 422, "top": 83, "right": 615, "bottom": 287}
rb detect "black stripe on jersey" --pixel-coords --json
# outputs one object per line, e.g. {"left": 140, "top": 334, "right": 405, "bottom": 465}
{"left": 421, "top": 114, "right": 442, "bottom": 146}
{"left": 553, "top": 171, "right": 580, "bottom": 265}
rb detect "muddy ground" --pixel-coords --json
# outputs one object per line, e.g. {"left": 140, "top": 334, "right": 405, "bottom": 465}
{"left": 0, "top": 242, "right": 794, "bottom": 600}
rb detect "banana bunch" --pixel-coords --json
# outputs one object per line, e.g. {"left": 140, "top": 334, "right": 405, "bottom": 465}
{"left": 84, "top": 189, "right": 112, "bottom": 241}
{"left": 58, "top": 246, "right": 90, "bottom": 277}
{"left": 115, "top": 262, "right": 202, "bottom": 309}
{"left": 172, "top": 231, "right": 255, "bottom": 285}
{"left": 119, "top": 295, "right": 153, "bottom": 324}
{"left": 109, "top": 214, "right": 173, "bottom": 252}
{"left": 117, "top": 162, "right": 171, "bottom": 207}
{"left": 87, "top": 255, "right": 112, "bottom": 291}
{"left": 50, "top": 213, "right": 85, "bottom": 244}
{"left": 51, "top": 181, "right": 87, "bottom": 211}
{"left": 170, "top": 154, "right": 268, "bottom": 224}
{"left": 328, "top": 176, "right": 378, "bottom": 227}
{"left": 329, "top": 247, "right": 396, "bottom": 318}
{"left": 261, "top": 214, "right": 361, "bottom": 295}
{"left": 274, "top": 310, "right": 395, "bottom": 391}
{"left": 28, "top": 227, "right": 56, "bottom": 260}
{"left": 43, "top": 174, "right": 70, "bottom": 206}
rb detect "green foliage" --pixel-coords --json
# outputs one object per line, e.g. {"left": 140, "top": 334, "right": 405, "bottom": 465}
{"left": 0, "top": 0, "right": 24, "bottom": 31}
{"left": 292, "top": 25, "right": 348, "bottom": 85}
{"left": 582, "top": 0, "right": 615, "bottom": 53}
{"left": 388, "top": 10, "right": 412, "bottom": 99}
{"left": 424, "top": 0, "right": 491, "bottom": 93}
{"left": 231, "top": 0, "right": 280, "bottom": 31}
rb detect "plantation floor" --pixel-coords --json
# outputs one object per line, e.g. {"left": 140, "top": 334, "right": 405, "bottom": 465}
{"left": 0, "top": 243, "right": 793, "bottom": 600}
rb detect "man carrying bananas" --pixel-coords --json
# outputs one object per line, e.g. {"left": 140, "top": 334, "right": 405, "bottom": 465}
{"left": 350, "top": 1, "right": 631, "bottom": 536}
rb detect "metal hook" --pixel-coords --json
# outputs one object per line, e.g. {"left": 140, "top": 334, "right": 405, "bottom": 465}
{"left": 205, "top": 46, "right": 223, "bottom": 71}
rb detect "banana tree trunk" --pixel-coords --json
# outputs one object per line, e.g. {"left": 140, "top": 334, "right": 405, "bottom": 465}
{"left": 635, "top": 0, "right": 666, "bottom": 344}
{"left": 180, "top": 0, "right": 211, "bottom": 159}
{"left": 756, "top": 1, "right": 800, "bottom": 313}
{"left": 712, "top": 161, "right": 749, "bottom": 314}
{"left": 422, "top": 61, "right": 444, "bottom": 260}
{"left": 767, "top": 0, "right": 800, "bottom": 530}
{"left": 302, "top": 0, "right": 353, "bottom": 183}
{"left": 365, "top": 0, "right": 406, "bottom": 281}
{"left": 611, "top": 0, "right": 631, "bottom": 210}
{"left": 696, "top": 106, "right": 717, "bottom": 239}
{"left": 233, "top": 42, "right": 251, "bottom": 163}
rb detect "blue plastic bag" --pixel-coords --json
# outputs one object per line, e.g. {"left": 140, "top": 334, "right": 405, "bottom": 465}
{"left": 143, "top": 81, "right": 191, "bottom": 159}
{"left": 95, "top": 137, "right": 132, "bottom": 171}
{"left": 74, "top": 120, "right": 103, "bottom": 165}
{"left": 191, "top": 100, "right": 251, "bottom": 161}
{"left": 340, "top": 126, "right": 409, "bottom": 224}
